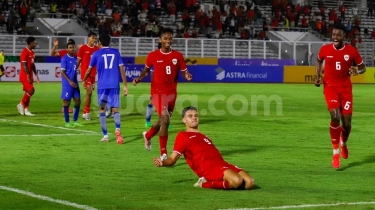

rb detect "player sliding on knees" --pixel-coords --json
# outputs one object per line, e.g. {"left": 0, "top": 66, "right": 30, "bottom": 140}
{"left": 133, "top": 28, "right": 192, "bottom": 160}
{"left": 153, "top": 106, "right": 255, "bottom": 190}
{"left": 83, "top": 34, "right": 128, "bottom": 144}
{"left": 315, "top": 24, "right": 366, "bottom": 169}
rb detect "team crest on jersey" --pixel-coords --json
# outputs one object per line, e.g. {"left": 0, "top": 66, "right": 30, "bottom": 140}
{"left": 172, "top": 58, "right": 177, "bottom": 65}
{"left": 344, "top": 55, "right": 349, "bottom": 61}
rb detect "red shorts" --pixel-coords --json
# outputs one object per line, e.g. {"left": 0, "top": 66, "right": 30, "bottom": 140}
{"left": 21, "top": 80, "right": 34, "bottom": 92}
{"left": 82, "top": 76, "right": 96, "bottom": 89}
{"left": 151, "top": 93, "right": 177, "bottom": 116}
{"left": 324, "top": 85, "right": 353, "bottom": 114}
{"left": 203, "top": 161, "right": 243, "bottom": 181}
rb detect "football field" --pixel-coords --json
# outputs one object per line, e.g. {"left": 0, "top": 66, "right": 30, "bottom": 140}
{"left": 1, "top": 82, "right": 375, "bottom": 210}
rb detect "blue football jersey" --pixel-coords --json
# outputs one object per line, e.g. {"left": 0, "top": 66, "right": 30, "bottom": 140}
{"left": 89, "top": 47, "right": 124, "bottom": 89}
{"left": 60, "top": 54, "right": 78, "bottom": 86}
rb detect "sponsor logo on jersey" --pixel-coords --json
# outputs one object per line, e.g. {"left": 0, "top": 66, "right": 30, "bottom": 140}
{"left": 344, "top": 54, "right": 349, "bottom": 61}
{"left": 157, "top": 60, "right": 163, "bottom": 63}
{"left": 172, "top": 58, "right": 177, "bottom": 65}
{"left": 5, "top": 66, "right": 16, "bottom": 77}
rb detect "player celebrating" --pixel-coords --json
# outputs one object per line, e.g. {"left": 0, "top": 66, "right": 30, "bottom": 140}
{"left": 60, "top": 42, "right": 83, "bottom": 127}
{"left": 133, "top": 28, "right": 192, "bottom": 159}
{"left": 51, "top": 38, "right": 78, "bottom": 114}
{"left": 153, "top": 106, "right": 255, "bottom": 190}
{"left": 77, "top": 32, "right": 100, "bottom": 121}
{"left": 315, "top": 24, "right": 366, "bottom": 169}
{"left": 17, "top": 36, "right": 39, "bottom": 116}
{"left": 84, "top": 34, "right": 128, "bottom": 144}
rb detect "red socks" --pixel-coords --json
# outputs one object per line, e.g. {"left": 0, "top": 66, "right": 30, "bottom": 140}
{"left": 83, "top": 106, "right": 90, "bottom": 114}
{"left": 145, "top": 126, "right": 158, "bottom": 140}
{"left": 202, "top": 180, "right": 230, "bottom": 189}
{"left": 330, "top": 121, "right": 341, "bottom": 150}
{"left": 21, "top": 93, "right": 31, "bottom": 107}
{"left": 159, "top": 135, "right": 168, "bottom": 156}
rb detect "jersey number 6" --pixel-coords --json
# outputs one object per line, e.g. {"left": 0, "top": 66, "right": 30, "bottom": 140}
{"left": 336, "top": 62, "right": 341, "bottom": 70}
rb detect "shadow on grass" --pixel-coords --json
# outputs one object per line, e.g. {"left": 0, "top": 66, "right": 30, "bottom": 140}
{"left": 220, "top": 146, "right": 262, "bottom": 157}
{"left": 337, "top": 155, "right": 375, "bottom": 171}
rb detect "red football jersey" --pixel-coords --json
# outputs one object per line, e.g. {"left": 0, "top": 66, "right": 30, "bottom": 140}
{"left": 58, "top": 49, "right": 77, "bottom": 58}
{"left": 173, "top": 132, "right": 224, "bottom": 177}
{"left": 78, "top": 44, "right": 99, "bottom": 76}
{"left": 145, "top": 49, "right": 187, "bottom": 94}
{"left": 318, "top": 43, "right": 363, "bottom": 87}
{"left": 19, "top": 47, "right": 35, "bottom": 82}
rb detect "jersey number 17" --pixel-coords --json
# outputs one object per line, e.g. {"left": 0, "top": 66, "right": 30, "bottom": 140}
{"left": 102, "top": 54, "right": 115, "bottom": 69}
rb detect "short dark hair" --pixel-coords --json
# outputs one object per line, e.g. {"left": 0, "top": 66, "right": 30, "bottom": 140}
{"left": 26, "top": 36, "right": 36, "bottom": 45}
{"left": 182, "top": 106, "right": 198, "bottom": 118}
{"left": 159, "top": 28, "right": 174, "bottom": 37}
{"left": 66, "top": 42, "right": 75, "bottom": 48}
{"left": 88, "top": 32, "right": 97, "bottom": 37}
{"left": 67, "top": 39, "right": 75, "bottom": 45}
{"left": 99, "top": 34, "right": 111, "bottom": 47}
{"left": 333, "top": 24, "right": 346, "bottom": 33}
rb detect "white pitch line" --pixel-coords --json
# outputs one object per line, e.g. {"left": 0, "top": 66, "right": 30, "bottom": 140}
{"left": 0, "top": 133, "right": 98, "bottom": 137}
{"left": 0, "top": 185, "right": 99, "bottom": 210}
{"left": 220, "top": 201, "right": 375, "bottom": 210}
{"left": 0, "top": 119, "right": 100, "bottom": 134}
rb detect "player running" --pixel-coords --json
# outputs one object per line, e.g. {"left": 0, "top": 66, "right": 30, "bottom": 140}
{"left": 84, "top": 34, "right": 128, "bottom": 144}
{"left": 60, "top": 42, "right": 83, "bottom": 127}
{"left": 133, "top": 28, "right": 192, "bottom": 160}
{"left": 315, "top": 24, "right": 366, "bottom": 169}
{"left": 153, "top": 106, "right": 255, "bottom": 190}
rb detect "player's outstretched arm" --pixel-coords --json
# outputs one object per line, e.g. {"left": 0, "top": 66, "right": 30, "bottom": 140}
{"left": 153, "top": 152, "right": 181, "bottom": 167}
{"left": 132, "top": 66, "right": 151, "bottom": 85}
{"left": 182, "top": 70, "right": 192, "bottom": 81}
{"left": 50, "top": 38, "right": 59, "bottom": 56}
{"left": 315, "top": 59, "right": 323, "bottom": 87}
{"left": 119, "top": 65, "right": 128, "bottom": 96}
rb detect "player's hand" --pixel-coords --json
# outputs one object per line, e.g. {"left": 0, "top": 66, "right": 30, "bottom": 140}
{"left": 53, "top": 38, "right": 58, "bottom": 46}
{"left": 70, "top": 81, "right": 77, "bottom": 88}
{"left": 132, "top": 78, "right": 140, "bottom": 86}
{"left": 185, "top": 72, "right": 193, "bottom": 81}
{"left": 349, "top": 66, "right": 359, "bottom": 76}
{"left": 36, "top": 75, "right": 40, "bottom": 83}
{"left": 153, "top": 157, "right": 163, "bottom": 167}
{"left": 314, "top": 76, "right": 321, "bottom": 87}
{"left": 123, "top": 86, "right": 128, "bottom": 96}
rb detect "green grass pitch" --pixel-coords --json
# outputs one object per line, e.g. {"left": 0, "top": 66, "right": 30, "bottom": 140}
{"left": 0, "top": 82, "right": 375, "bottom": 210}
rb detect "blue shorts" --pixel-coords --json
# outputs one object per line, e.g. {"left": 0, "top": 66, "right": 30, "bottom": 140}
{"left": 61, "top": 85, "right": 80, "bottom": 100}
{"left": 97, "top": 88, "right": 120, "bottom": 108}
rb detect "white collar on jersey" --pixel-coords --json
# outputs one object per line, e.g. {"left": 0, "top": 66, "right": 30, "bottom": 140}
{"left": 332, "top": 43, "right": 346, "bottom": 51}
{"left": 159, "top": 48, "right": 172, "bottom": 55}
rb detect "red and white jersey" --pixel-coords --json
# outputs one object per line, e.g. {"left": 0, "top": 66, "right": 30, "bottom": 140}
{"left": 145, "top": 49, "right": 187, "bottom": 94}
{"left": 173, "top": 132, "right": 224, "bottom": 177}
{"left": 19, "top": 47, "right": 35, "bottom": 82}
{"left": 58, "top": 49, "right": 77, "bottom": 58}
{"left": 318, "top": 43, "right": 363, "bottom": 87}
{"left": 78, "top": 44, "right": 99, "bottom": 77}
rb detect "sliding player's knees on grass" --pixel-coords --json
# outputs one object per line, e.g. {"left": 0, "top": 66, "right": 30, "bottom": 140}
{"left": 224, "top": 170, "right": 244, "bottom": 189}
{"left": 329, "top": 108, "right": 341, "bottom": 122}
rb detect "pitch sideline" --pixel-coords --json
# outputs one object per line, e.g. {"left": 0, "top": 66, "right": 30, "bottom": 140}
{"left": 0, "top": 185, "right": 99, "bottom": 210}
{"left": 0, "top": 119, "right": 100, "bottom": 134}
{"left": 220, "top": 201, "right": 375, "bottom": 210}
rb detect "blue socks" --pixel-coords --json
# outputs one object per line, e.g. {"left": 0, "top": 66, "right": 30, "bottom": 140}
{"left": 146, "top": 103, "right": 153, "bottom": 123}
{"left": 113, "top": 112, "right": 120, "bottom": 129}
{"left": 73, "top": 106, "right": 79, "bottom": 122}
{"left": 63, "top": 106, "right": 69, "bottom": 123}
{"left": 99, "top": 112, "right": 107, "bottom": 135}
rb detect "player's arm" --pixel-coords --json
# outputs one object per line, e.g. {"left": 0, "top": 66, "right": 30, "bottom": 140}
{"left": 350, "top": 50, "right": 366, "bottom": 75}
{"left": 119, "top": 64, "right": 128, "bottom": 96}
{"left": 84, "top": 53, "right": 96, "bottom": 82}
{"left": 32, "top": 63, "right": 39, "bottom": 83}
{"left": 179, "top": 54, "right": 192, "bottom": 81}
{"left": 132, "top": 66, "right": 151, "bottom": 85}
{"left": 76, "top": 47, "right": 83, "bottom": 72}
{"left": 83, "top": 67, "right": 92, "bottom": 82}
{"left": 181, "top": 69, "right": 192, "bottom": 81}
{"left": 315, "top": 52, "right": 324, "bottom": 87}
{"left": 153, "top": 152, "right": 181, "bottom": 167}
{"left": 50, "top": 38, "right": 59, "bottom": 56}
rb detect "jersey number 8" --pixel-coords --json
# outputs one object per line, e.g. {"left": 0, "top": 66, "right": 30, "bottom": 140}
{"left": 166, "top": 66, "right": 171, "bottom": 74}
